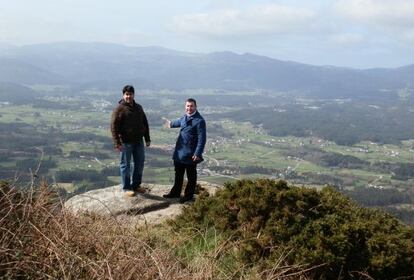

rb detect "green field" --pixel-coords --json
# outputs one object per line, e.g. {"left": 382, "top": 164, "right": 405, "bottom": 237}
{"left": 1, "top": 94, "right": 414, "bottom": 196}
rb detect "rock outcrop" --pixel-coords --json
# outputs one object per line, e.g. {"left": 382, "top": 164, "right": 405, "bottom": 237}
{"left": 65, "top": 181, "right": 221, "bottom": 226}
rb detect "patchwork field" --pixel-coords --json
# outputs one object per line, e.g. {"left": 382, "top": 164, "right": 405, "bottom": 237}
{"left": 1, "top": 90, "right": 414, "bottom": 223}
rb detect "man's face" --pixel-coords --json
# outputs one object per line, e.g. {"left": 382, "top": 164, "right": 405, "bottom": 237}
{"left": 123, "top": 91, "right": 134, "bottom": 104}
{"left": 185, "top": 101, "right": 196, "bottom": 115}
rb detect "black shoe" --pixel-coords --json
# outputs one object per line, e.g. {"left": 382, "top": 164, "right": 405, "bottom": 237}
{"left": 163, "top": 193, "right": 180, "bottom": 199}
{"left": 179, "top": 196, "right": 194, "bottom": 204}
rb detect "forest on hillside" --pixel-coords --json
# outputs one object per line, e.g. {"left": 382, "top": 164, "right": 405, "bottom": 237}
{"left": 221, "top": 98, "right": 414, "bottom": 145}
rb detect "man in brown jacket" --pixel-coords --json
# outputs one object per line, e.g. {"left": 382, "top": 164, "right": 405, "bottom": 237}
{"left": 111, "top": 85, "right": 151, "bottom": 197}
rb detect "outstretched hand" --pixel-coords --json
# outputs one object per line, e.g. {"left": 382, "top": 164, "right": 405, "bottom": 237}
{"left": 162, "top": 117, "right": 171, "bottom": 128}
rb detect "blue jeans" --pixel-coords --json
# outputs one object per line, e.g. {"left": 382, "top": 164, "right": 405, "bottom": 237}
{"left": 119, "top": 142, "right": 145, "bottom": 191}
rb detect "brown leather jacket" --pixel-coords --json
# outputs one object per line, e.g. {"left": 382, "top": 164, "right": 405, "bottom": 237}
{"left": 110, "top": 100, "right": 150, "bottom": 147}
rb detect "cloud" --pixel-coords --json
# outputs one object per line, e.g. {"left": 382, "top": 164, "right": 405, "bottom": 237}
{"left": 329, "top": 33, "right": 365, "bottom": 46}
{"left": 336, "top": 0, "right": 414, "bottom": 29}
{"left": 401, "top": 29, "right": 414, "bottom": 42}
{"left": 0, "top": 16, "right": 62, "bottom": 44}
{"left": 171, "top": 4, "right": 316, "bottom": 39}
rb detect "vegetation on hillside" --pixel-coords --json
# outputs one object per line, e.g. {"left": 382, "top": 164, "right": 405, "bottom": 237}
{"left": 222, "top": 101, "right": 414, "bottom": 145}
{"left": 1, "top": 179, "right": 413, "bottom": 279}
{"left": 0, "top": 180, "right": 308, "bottom": 279}
{"left": 173, "top": 179, "right": 414, "bottom": 279}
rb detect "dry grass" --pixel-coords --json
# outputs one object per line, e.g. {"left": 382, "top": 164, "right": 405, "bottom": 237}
{"left": 0, "top": 181, "right": 195, "bottom": 279}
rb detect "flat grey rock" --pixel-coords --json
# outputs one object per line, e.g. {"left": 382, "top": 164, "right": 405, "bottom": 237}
{"left": 64, "top": 181, "right": 221, "bottom": 225}
{"left": 65, "top": 184, "right": 170, "bottom": 216}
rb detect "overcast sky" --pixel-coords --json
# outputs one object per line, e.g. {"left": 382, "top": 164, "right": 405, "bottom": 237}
{"left": 1, "top": 0, "right": 414, "bottom": 68}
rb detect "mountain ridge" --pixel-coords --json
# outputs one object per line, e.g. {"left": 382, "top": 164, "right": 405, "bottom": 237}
{"left": 1, "top": 41, "right": 413, "bottom": 98}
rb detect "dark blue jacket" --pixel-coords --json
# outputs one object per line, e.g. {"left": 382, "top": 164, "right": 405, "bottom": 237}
{"left": 171, "top": 111, "right": 206, "bottom": 165}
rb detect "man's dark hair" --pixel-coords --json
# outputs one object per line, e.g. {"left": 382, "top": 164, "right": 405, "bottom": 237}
{"left": 122, "top": 85, "right": 135, "bottom": 94}
{"left": 186, "top": 98, "right": 197, "bottom": 107}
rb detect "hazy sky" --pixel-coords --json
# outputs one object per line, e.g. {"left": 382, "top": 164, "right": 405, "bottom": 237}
{"left": 1, "top": 0, "right": 414, "bottom": 68}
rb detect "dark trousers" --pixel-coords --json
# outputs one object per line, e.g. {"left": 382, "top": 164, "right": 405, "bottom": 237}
{"left": 170, "top": 161, "right": 197, "bottom": 198}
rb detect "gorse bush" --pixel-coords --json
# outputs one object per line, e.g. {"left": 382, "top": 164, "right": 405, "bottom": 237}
{"left": 173, "top": 179, "right": 414, "bottom": 279}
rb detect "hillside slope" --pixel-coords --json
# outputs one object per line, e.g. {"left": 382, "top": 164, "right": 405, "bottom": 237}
{"left": 1, "top": 42, "right": 413, "bottom": 98}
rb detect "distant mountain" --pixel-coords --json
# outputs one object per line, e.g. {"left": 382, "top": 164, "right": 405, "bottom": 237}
{"left": 0, "top": 57, "right": 65, "bottom": 85}
{"left": 1, "top": 42, "right": 413, "bottom": 98}
{"left": 0, "top": 82, "right": 38, "bottom": 104}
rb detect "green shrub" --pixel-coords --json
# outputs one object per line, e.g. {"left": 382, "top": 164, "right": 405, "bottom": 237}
{"left": 174, "top": 179, "right": 414, "bottom": 279}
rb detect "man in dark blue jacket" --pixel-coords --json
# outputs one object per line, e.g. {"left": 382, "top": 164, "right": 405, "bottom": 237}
{"left": 163, "top": 98, "right": 206, "bottom": 203}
